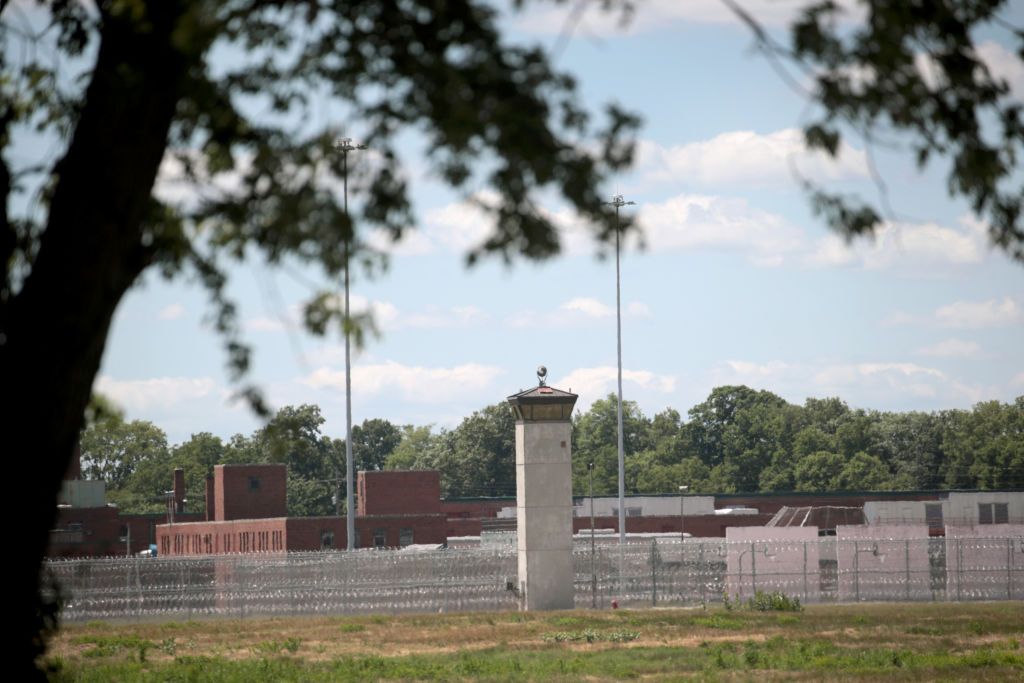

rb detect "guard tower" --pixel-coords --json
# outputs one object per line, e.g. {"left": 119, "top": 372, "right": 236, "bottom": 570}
{"left": 507, "top": 367, "right": 578, "bottom": 610}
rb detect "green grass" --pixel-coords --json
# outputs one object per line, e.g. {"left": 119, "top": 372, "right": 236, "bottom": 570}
{"left": 47, "top": 603, "right": 1024, "bottom": 681}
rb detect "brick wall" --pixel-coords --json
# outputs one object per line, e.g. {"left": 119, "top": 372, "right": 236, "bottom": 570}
{"left": 49, "top": 508, "right": 202, "bottom": 558}
{"left": 215, "top": 464, "right": 287, "bottom": 521}
{"left": 358, "top": 470, "right": 441, "bottom": 515}
{"left": 440, "top": 498, "right": 511, "bottom": 519}
{"left": 353, "top": 514, "right": 447, "bottom": 548}
{"left": 285, "top": 517, "right": 347, "bottom": 551}
{"left": 157, "top": 518, "right": 289, "bottom": 556}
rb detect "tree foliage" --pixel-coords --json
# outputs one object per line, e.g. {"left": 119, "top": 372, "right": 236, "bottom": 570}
{"left": 728, "top": 0, "right": 1024, "bottom": 262}
{"left": 2, "top": 3, "right": 639, "bottom": 671}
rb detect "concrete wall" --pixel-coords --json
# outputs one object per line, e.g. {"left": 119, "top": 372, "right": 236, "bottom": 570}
{"left": 835, "top": 524, "right": 931, "bottom": 602}
{"left": 517, "top": 420, "right": 574, "bottom": 610}
{"left": 944, "top": 523, "right": 1024, "bottom": 600}
{"left": 724, "top": 526, "right": 821, "bottom": 602}
{"left": 572, "top": 495, "right": 716, "bottom": 518}
{"left": 57, "top": 480, "right": 106, "bottom": 508}
{"left": 865, "top": 492, "right": 1024, "bottom": 528}
{"left": 946, "top": 491, "right": 1024, "bottom": 525}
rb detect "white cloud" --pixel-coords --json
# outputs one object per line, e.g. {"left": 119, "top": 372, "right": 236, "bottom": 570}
{"left": 636, "top": 129, "right": 868, "bottom": 187}
{"left": 707, "top": 358, "right": 985, "bottom": 407}
{"left": 364, "top": 227, "right": 437, "bottom": 257}
{"left": 805, "top": 215, "right": 988, "bottom": 269}
{"left": 245, "top": 297, "right": 483, "bottom": 334}
{"left": 812, "top": 362, "right": 974, "bottom": 401}
{"left": 933, "top": 297, "right": 1023, "bottom": 329}
{"left": 513, "top": 0, "right": 861, "bottom": 36}
{"left": 158, "top": 303, "right": 185, "bottom": 321}
{"left": 555, "top": 366, "right": 676, "bottom": 404}
{"left": 561, "top": 297, "right": 613, "bottom": 318}
{"left": 94, "top": 375, "right": 224, "bottom": 412}
{"left": 915, "top": 339, "right": 982, "bottom": 359}
{"left": 300, "top": 361, "right": 505, "bottom": 403}
{"left": 402, "top": 304, "right": 487, "bottom": 330}
{"left": 421, "top": 194, "right": 495, "bottom": 253}
{"left": 507, "top": 298, "right": 650, "bottom": 328}
{"left": 1012, "top": 372, "right": 1024, "bottom": 388}
{"left": 634, "top": 194, "right": 804, "bottom": 264}
{"left": 976, "top": 41, "right": 1024, "bottom": 98}
{"left": 626, "top": 301, "right": 652, "bottom": 318}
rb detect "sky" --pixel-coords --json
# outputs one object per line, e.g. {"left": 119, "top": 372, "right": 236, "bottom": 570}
{"left": 83, "top": 1, "right": 1024, "bottom": 444}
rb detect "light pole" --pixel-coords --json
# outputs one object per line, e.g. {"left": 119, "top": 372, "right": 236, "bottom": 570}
{"left": 589, "top": 462, "right": 597, "bottom": 608}
{"left": 604, "top": 193, "right": 635, "bottom": 596}
{"left": 678, "top": 485, "right": 688, "bottom": 562}
{"left": 335, "top": 136, "right": 366, "bottom": 551}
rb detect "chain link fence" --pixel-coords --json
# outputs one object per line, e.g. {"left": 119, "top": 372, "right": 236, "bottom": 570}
{"left": 48, "top": 537, "right": 1024, "bottom": 622}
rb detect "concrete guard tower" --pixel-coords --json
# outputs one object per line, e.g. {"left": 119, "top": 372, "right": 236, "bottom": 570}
{"left": 506, "top": 367, "right": 578, "bottom": 610}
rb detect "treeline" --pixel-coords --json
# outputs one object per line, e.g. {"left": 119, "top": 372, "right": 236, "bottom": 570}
{"left": 79, "top": 386, "right": 1024, "bottom": 515}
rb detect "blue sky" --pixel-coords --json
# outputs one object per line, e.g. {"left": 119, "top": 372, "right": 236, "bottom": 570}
{"left": 87, "top": 1, "right": 1024, "bottom": 444}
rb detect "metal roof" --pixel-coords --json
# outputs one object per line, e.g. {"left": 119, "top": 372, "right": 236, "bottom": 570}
{"left": 506, "top": 384, "right": 578, "bottom": 404}
{"left": 766, "top": 505, "right": 866, "bottom": 529}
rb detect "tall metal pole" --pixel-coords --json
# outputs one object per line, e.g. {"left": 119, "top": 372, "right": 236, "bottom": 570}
{"left": 589, "top": 462, "right": 596, "bottom": 608}
{"left": 336, "top": 137, "right": 365, "bottom": 551}
{"left": 605, "top": 194, "right": 634, "bottom": 597}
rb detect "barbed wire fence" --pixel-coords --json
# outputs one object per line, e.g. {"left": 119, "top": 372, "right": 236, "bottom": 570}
{"left": 47, "top": 537, "right": 1024, "bottom": 623}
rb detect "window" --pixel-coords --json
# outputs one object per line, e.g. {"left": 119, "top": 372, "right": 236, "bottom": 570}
{"left": 399, "top": 528, "right": 414, "bottom": 547}
{"left": 373, "top": 528, "right": 387, "bottom": 548}
{"left": 626, "top": 507, "right": 642, "bottom": 517}
{"left": 995, "top": 502, "right": 1009, "bottom": 523}
{"left": 249, "top": 477, "right": 261, "bottom": 491}
{"left": 321, "top": 530, "right": 334, "bottom": 550}
{"left": 978, "top": 502, "right": 1009, "bottom": 524}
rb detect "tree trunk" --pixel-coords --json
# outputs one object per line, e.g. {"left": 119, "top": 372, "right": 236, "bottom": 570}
{"left": 1, "top": 4, "right": 193, "bottom": 677}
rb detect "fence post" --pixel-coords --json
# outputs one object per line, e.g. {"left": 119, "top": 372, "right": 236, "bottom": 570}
{"left": 1008, "top": 538, "right": 1013, "bottom": 601}
{"left": 699, "top": 542, "right": 706, "bottom": 607}
{"left": 956, "top": 538, "right": 963, "bottom": 602}
{"left": 854, "top": 541, "right": 860, "bottom": 603}
{"left": 751, "top": 542, "right": 757, "bottom": 596}
{"left": 802, "top": 542, "right": 808, "bottom": 603}
{"left": 905, "top": 540, "right": 911, "bottom": 602}
{"left": 651, "top": 540, "right": 657, "bottom": 607}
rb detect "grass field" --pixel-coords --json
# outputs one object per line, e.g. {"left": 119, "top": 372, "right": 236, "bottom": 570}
{"left": 46, "top": 602, "right": 1024, "bottom": 681}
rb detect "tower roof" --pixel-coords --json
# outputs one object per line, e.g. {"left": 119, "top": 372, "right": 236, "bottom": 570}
{"left": 506, "top": 384, "right": 577, "bottom": 404}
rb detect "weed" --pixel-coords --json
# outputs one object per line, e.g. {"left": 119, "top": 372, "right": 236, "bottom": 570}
{"left": 692, "top": 615, "right": 744, "bottom": 630}
{"left": 158, "top": 638, "right": 177, "bottom": 656}
{"left": 338, "top": 623, "right": 365, "bottom": 633}
{"left": 745, "top": 590, "right": 803, "bottom": 612}
{"left": 252, "top": 638, "right": 301, "bottom": 656}
{"left": 542, "top": 629, "right": 639, "bottom": 643}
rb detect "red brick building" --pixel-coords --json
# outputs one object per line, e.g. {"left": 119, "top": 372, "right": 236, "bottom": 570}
{"left": 49, "top": 448, "right": 204, "bottom": 558}
{"left": 156, "top": 466, "right": 447, "bottom": 556}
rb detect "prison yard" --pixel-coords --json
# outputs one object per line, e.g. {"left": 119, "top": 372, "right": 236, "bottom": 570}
{"left": 45, "top": 602, "right": 1023, "bottom": 681}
